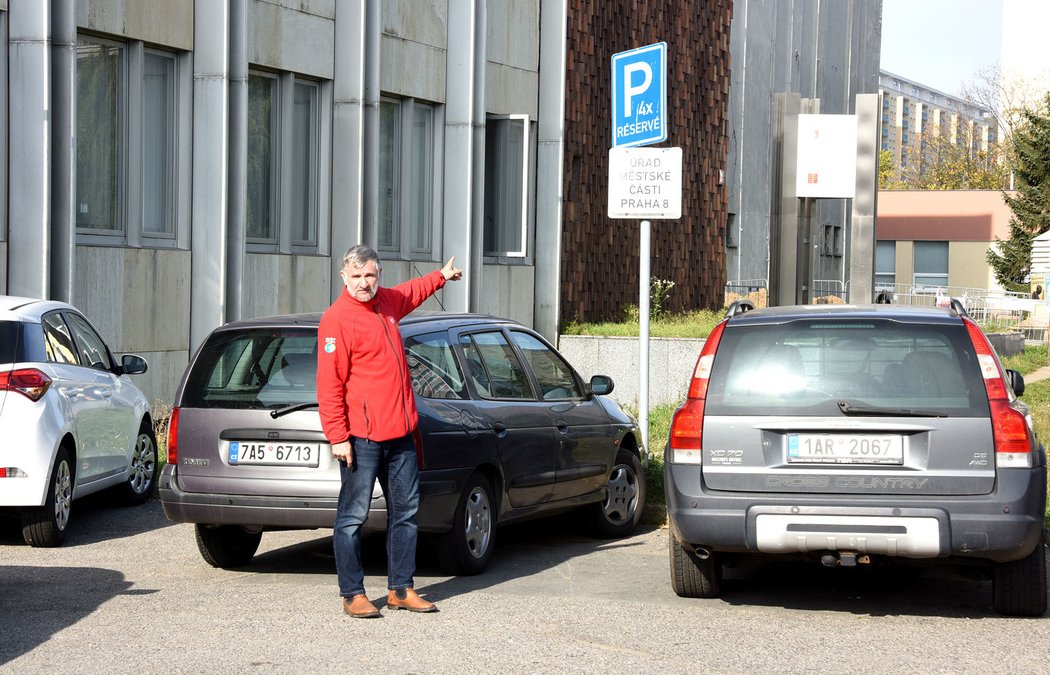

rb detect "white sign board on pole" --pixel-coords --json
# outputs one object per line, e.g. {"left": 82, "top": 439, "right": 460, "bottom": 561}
{"left": 607, "top": 147, "right": 682, "bottom": 219}
{"left": 796, "top": 114, "right": 858, "bottom": 198}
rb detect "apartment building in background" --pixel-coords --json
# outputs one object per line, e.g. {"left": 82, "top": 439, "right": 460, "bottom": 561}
{"left": 879, "top": 71, "right": 998, "bottom": 175}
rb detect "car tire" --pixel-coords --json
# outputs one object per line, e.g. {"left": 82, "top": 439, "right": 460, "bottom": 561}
{"left": 669, "top": 529, "right": 722, "bottom": 598}
{"left": 194, "top": 524, "right": 263, "bottom": 569}
{"left": 993, "top": 532, "right": 1047, "bottom": 617}
{"left": 587, "top": 449, "right": 645, "bottom": 538}
{"left": 121, "top": 421, "right": 158, "bottom": 505}
{"left": 436, "top": 472, "right": 496, "bottom": 576}
{"left": 22, "top": 446, "right": 74, "bottom": 547}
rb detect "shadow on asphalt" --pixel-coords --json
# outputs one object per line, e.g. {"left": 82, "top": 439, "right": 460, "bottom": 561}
{"left": 0, "top": 565, "right": 140, "bottom": 665}
{"left": 0, "top": 492, "right": 175, "bottom": 549}
{"left": 242, "top": 513, "right": 657, "bottom": 602}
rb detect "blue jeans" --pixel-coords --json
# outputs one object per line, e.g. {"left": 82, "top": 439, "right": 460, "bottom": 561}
{"left": 334, "top": 434, "right": 420, "bottom": 598}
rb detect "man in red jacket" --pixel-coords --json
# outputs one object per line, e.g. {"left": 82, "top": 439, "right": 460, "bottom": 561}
{"left": 317, "top": 244, "right": 462, "bottom": 618}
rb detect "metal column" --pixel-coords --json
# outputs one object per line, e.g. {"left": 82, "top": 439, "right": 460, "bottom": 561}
{"left": 50, "top": 0, "right": 76, "bottom": 303}
{"left": 849, "top": 93, "right": 879, "bottom": 303}
{"left": 441, "top": 0, "right": 479, "bottom": 313}
{"left": 533, "top": 0, "right": 568, "bottom": 342}
{"left": 8, "top": 0, "right": 51, "bottom": 299}
{"left": 189, "top": 0, "right": 230, "bottom": 351}
{"left": 330, "top": 0, "right": 370, "bottom": 295}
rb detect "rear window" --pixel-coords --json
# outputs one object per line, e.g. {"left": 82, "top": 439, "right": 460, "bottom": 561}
{"left": 181, "top": 328, "right": 317, "bottom": 409}
{"left": 0, "top": 321, "right": 20, "bottom": 364}
{"left": 706, "top": 319, "right": 989, "bottom": 417}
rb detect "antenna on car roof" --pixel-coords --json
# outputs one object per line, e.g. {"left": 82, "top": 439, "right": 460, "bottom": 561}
{"left": 725, "top": 299, "right": 754, "bottom": 318}
{"left": 949, "top": 297, "right": 969, "bottom": 317}
{"left": 412, "top": 262, "right": 447, "bottom": 312}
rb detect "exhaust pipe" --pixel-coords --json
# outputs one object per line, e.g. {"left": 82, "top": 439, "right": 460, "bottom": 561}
{"left": 691, "top": 545, "right": 711, "bottom": 559}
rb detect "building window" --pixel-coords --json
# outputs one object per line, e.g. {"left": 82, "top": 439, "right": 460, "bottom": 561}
{"left": 143, "top": 50, "right": 176, "bottom": 238}
{"left": 484, "top": 115, "right": 531, "bottom": 258}
{"left": 875, "top": 241, "right": 896, "bottom": 290}
{"left": 76, "top": 37, "right": 123, "bottom": 235}
{"left": 246, "top": 71, "right": 324, "bottom": 252}
{"left": 76, "top": 35, "right": 187, "bottom": 246}
{"left": 378, "top": 97, "right": 436, "bottom": 259}
{"left": 821, "top": 223, "right": 843, "bottom": 257}
{"left": 247, "top": 72, "right": 278, "bottom": 244}
{"left": 291, "top": 81, "right": 318, "bottom": 246}
{"left": 913, "top": 241, "right": 949, "bottom": 289}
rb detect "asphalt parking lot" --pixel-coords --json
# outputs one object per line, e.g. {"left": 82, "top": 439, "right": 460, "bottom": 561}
{"left": 1, "top": 495, "right": 1048, "bottom": 674}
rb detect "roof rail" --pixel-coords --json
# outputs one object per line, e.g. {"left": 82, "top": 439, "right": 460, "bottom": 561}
{"left": 725, "top": 300, "right": 755, "bottom": 318}
{"left": 949, "top": 297, "right": 969, "bottom": 317}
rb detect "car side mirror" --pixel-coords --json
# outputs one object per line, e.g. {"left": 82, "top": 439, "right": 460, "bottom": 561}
{"left": 588, "top": 374, "right": 614, "bottom": 397}
{"left": 120, "top": 354, "right": 149, "bottom": 376}
{"left": 1006, "top": 368, "right": 1025, "bottom": 397}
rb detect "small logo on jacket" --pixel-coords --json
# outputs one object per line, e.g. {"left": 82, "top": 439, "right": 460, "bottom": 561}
{"left": 324, "top": 336, "right": 336, "bottom": 353}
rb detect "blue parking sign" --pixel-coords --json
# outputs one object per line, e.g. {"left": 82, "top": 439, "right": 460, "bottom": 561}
{"left": 611, "top": 42, "right": 667, "bottom": 148}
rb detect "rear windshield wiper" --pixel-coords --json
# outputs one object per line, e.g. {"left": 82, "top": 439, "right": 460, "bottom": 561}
{"left": 270, "top": 402, "right": 319, "bottom": 419}
{"left": 836, "top": 400, "right": 946, "bottom": 418}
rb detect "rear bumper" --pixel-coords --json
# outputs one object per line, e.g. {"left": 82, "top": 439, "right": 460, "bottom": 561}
{"left": 158, "top": 465, "right": 471, "bottom": 533}
{"left": 665, "top": 462, "right": 1047, "bottom": 564}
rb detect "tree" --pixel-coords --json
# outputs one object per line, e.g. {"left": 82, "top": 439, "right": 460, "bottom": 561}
{"left": 879, "top": 131, "right": 1009, "bottom": 191}
{"left": 987, "top": 94, "right": 1050, "bottom": 290}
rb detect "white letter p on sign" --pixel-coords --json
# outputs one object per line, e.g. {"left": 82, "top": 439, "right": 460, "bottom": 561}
{"left": 622, "top": 62, "right": 652, "bottom": 117}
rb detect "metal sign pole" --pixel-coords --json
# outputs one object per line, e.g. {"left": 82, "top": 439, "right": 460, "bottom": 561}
{"left": 639, "top": 219, "right": 651, "bottom": 453}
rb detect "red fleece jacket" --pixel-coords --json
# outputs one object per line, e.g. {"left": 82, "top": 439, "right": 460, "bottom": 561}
{"left": 316, "top": 270, "right": 446, "bottom": 444}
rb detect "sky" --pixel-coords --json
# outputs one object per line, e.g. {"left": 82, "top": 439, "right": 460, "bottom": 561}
{"left": 880, "top": 0, "right": 1003, "bottom": 96}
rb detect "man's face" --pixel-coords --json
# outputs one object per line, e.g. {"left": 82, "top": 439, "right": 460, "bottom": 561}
{"left": 341, "top": 260, "right": 380, "bottom": 302}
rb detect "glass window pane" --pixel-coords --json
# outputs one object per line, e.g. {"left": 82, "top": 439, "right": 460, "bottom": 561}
{"left": 509, "top": 331, "right": 582, "bottom": 400}
{"left": 42, "top": 314, "right": 79, "bottom": 365}
{"left": 378, "top": 100, "right": 399, "bottom": 251}
{"left": 914, "top": 241, "right": 948, "bottom": 274}
{"left": 405, "top": 332, "right": 466, "bottom": 400}
{"left": 461, "top": 331, "right": 533, "bottom": 400}
{"left": 247, "top": 74, "right": 277, "bottom": 242}
{"left": 409, "top": 104, "right": 433, "bottom": 253}
{"left": 875, "top": 241, "right": 896, "bottom": 274}
{"left": 64, "top": 313, "right": 113, "bottom": 371}
{"left": 143, "top": 51, "right": 176, "bottom": 236}
{"left": 484, "top": 117, "right": 526, "bottom": 255}
{"left": 913, "top": 241, "right": 948, "bottom": 288}
{"left": 291, "top": 81, "right": 317, "bottom": 245}
{"left": 76, "top": 38, "right": 123, "bottom": 233}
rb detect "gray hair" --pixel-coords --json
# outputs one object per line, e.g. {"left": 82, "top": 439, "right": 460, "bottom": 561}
{"left": 341, "top": 244, "right": 381, "bottom": 271}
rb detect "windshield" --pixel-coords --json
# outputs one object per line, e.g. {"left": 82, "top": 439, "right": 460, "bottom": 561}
{"left": 181, "top": 328, "right": 317, "bottom": 409}
{"left": 705, "top": 319, "right": 989, "bottom": 417}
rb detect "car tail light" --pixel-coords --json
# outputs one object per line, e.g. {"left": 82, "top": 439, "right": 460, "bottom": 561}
{"left": 167, "top": 407, "right": 181, "bottom": 464}
{"left": 964, "top": 318, "right": 1033, "bottom": 468}
{"left": 0, "top": 368, "right": 52, "bottom": 402}
{"left": 668, "top": 320, "right": 727, "bottom": 464}
{"left": 413, "top": 428, "right": 425, "bottom": 468}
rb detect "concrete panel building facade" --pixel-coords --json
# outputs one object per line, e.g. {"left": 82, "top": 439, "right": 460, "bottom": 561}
{"left": 3, "top": 0, "right": 742, "bottom": 406}
{"left": 725, "top": 0, "right": 882, "bottom": 299}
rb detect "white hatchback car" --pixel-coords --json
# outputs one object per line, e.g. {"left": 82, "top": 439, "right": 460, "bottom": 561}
{"left": 0, "top": 296, "right": 156, "bottom": 546}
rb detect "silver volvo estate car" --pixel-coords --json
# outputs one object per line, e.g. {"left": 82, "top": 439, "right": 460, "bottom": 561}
{"left": 665, "top": 301, "right": 1047, "bottom": 616}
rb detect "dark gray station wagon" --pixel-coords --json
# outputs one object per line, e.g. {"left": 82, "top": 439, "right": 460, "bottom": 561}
{"left": 161, "top": 313, "right": 646, "bottom": 574}
{"left": 666, "top": 302, "right": 1047, "bottom": 616}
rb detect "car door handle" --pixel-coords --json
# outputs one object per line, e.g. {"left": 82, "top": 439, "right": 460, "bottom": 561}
{"left": 101, "top": 390, "right": 113, "bottom": 399}
{"left": 556, "top": 421, "right": 568, "bottom": 433}
{"left": 493, "top": 422, "right": 507, "bottom": 437}
{"left": 60, "top": 387, "right": 78, "bottom": 397}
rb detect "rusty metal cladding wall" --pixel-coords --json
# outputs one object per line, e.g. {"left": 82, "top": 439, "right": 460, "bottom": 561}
{"left": 561, "top": 1, "right": 733, "bottom": 323}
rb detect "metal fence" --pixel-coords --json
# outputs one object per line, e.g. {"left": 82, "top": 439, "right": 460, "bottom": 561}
{"left": 878, "top": 284, "right": 1046, "bottom": 342}
{"left": 724, "top": 279, "right": 768, "bottom": 308}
